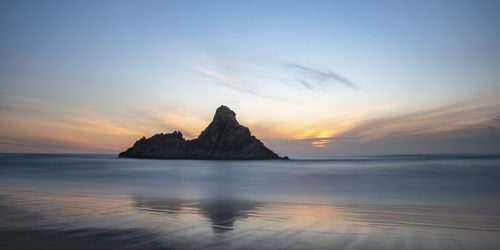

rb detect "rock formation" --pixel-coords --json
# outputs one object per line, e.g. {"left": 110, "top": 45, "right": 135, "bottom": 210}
{"left": 119, "top": 105, "right": 286, "bottom": 160}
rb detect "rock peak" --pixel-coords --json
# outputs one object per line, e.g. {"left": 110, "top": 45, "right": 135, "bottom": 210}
{"left": 213, "top": 105, "right": 237, "bottom": 123}
{"left": 119, "top": 105, "right": 287, "bottom": 160}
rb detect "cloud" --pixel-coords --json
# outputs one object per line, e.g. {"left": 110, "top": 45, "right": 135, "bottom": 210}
{"left": 311, "top": 139, "right": 331, "bottom": 148}
{"left": 316, "top": 91, "right": 500, "bottom": 152}
{"left": 0, "top": 135, "right": 119, "bottom": 153}
{"left": 0, "top": 100, "right": 148, "bottom": 153}
{"left": 196, "top": 67, "right": 287, "bottom": 101}
{"left": 491, "top": 115, "right": 500, "bottom": 123}
{"left": 127, "top": 106, "right": 211, "bottom": 139}
{"left": 287, "top": 136, "right": 359, "bottom": 148}
{"left": 0, "top": 139, "right": 26, "bottom": 147}
{"left": 340, "top": 104, "right": 500, "bottom": 141}
{"left": 196, "top": 67, "right": 241, "bottom": 83}
{"left": 265, "top": 91, "right": 500, "bottom": 154}
{"left": 299, "top": 79, "right": 312, "bottom": 89}
{"left": 287, "top": 136, "right": 359, "bottom": 142}
{"left": 286, "top": 64, "right": 357, "bottom": 90}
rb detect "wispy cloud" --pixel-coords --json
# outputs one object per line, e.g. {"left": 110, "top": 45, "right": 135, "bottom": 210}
{"left": 311, "top": 139, "right": 331, "bottom": 148}
{"left": 286, "top": 64, "right": 357, "bottom": 90}
{"left": 127, "top": 105, "right": 212, "bottom": 139}
{"left": 288, "top": 136, "right": 359, "bottom": 142}
{"left": 491, "top": 115, "right": 500, "bottom": 123}
{"left": 288, "top": 136, "right": 359, "bottom": 148}
{"left": 299, "top": 79, "right": 312, "bottom": 89}
{"left": 196, "top": 67, "right": 286, "bottom": 101}
{"left": 196, "top": 67, "right": 241, "bottom": 83}
{"left": 0, "top": 135, "right": 119, "bottom": 153}
{"left": 0, "top": 100, "right": 147, "bottom": 153}
{"left": 0, "top": 139, "right": 26, "bottom": 147}
{"left": 263, "top": 91, "right": 500, "bottom": 154}
{"left": 332, "top": 91, "right": 500, "bottom": 143}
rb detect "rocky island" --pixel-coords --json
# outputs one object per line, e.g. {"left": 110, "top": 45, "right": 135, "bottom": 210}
{"left": 119, "top": 105, "right": 287, "bottom": 160}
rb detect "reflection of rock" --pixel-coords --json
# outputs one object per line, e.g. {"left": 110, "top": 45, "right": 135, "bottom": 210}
{"left": 132, "top": 196, "right": 260, "bottom": 233}
{"left": 119, "top": 106, "right": 286, "bottom": 160}
{"left": 197, "top": 200, "right": 258, "bottom": 233}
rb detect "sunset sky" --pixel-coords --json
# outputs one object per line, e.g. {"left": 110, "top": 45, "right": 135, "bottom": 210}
{"left": 1, "top": 0, "right": 500, "bottom": 154}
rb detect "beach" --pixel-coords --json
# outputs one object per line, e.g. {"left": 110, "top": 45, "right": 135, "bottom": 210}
{"left": 1, "top": 154, "right": 499, "bottom": 249}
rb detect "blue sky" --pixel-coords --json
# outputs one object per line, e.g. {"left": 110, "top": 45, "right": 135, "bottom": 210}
{"left": 1, "top": 0, "right": 500, "bottom": 154}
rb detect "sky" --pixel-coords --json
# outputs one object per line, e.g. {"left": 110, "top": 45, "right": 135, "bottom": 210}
{"left": 1, "top": 0, "right": 500, "bottom": 155}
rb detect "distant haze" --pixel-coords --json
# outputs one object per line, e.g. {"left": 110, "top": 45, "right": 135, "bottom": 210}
{"left": 1, "top": 0, "right": 500, "bottom": 155}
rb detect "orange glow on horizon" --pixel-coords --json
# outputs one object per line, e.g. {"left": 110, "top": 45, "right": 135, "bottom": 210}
{"left": 311, "top": 139, "right": 332, "bottom": 148}
{"left": 1, "top": 91, "right": 499, "bottom": 153}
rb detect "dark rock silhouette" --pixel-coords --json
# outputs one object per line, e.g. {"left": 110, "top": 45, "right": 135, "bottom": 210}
{"left": 119, "top": 105, "right": 286, "bottom": 159}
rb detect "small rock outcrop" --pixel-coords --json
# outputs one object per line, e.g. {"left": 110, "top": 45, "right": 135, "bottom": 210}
{"left": 119, "top": 106, "right": 286, "bottom": 160}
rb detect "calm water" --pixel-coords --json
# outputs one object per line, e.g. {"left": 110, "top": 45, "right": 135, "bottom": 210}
{"left": 1, "top": 154, "right": 500, "bottom": 249}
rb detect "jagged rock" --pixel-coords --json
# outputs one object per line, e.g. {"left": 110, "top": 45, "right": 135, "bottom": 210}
{"left": 119, "top": 105, "right": 286, "bottom": 160}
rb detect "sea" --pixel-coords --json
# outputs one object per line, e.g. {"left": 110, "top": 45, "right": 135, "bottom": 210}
{"left": 0, "top": 153, "right": 499, "bottom": 249}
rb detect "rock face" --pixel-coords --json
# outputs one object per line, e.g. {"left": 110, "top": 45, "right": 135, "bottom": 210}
{"left": 119, "top": 105, "right": 285, "bottom": 160}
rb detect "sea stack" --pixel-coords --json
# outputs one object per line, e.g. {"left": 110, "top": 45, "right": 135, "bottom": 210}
{"left": 119, "top": 105, "right": 286, "bottom": 160}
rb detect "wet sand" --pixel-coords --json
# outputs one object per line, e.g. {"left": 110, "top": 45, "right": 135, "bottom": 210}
{"left": 1, "top": 154, "right": 500, "bottom": 249}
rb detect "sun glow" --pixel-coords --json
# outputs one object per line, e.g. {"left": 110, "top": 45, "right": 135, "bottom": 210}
{"left": 311, "top": 139, "right": 332, "bottom": 148}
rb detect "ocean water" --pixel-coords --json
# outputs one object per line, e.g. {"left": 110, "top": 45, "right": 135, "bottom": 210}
{"left": 1, "top": 154, "right": 499, "bottom": 249}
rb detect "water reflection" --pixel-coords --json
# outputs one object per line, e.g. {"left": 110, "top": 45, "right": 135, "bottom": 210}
{"left": 133, "top": 196, "right": 261, "bottom": 233}
{"left": 2, "top": 191, "right": 500, "bottom": 249}
{"left": 2, "top": 153, "right": 500, "bottom": 249}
